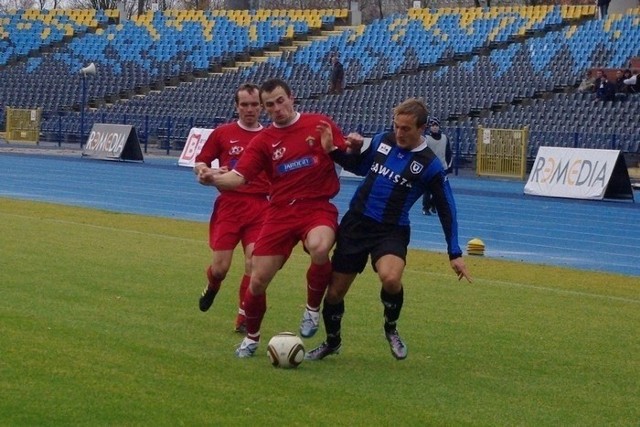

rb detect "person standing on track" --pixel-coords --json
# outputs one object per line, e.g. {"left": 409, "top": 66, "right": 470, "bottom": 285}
{"left": 422, "top": 116, "right": 452, "bottom": 215}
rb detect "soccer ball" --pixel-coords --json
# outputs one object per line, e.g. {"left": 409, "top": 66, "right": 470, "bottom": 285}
{"left": 267, "top": 332, "right": 305, "bottom": 368}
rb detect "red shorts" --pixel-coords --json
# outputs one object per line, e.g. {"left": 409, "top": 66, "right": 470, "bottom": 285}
{"left": 209, "top": 192, "right": 269, "bottom": 251}
{"left": 253, "top": 199, "right": 338, "bottom": 259}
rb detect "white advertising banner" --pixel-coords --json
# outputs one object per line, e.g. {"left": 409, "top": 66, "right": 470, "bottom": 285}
{"left": 524, "top": 147, "right": 621, "bottom": 200}
{"left": 82, "top": 123, "right": 143, "bottom": 162}
{"left": 178, "top": 127, "right": 217, "bottom": 168}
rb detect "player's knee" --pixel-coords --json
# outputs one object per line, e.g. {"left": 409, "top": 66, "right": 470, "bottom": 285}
{"left": 304, "top": 229, "right": 335, "bottom": 257}
{"left": 249, "top": 271, "right": 273, "bottom": 294}
{"left": 306, "top": 240, "right": 333, "bottom": 261}
{"left": 379, "top": 274, "right": 402, "bottom": 294}
{"left": 326, "top": 283, "right": 347, "bottom": 303}
{"left": 209, "top": 264, "right": 228, "bottom": 281}
{"left": 249, "top": 279, "right": 268, "bottom": 295}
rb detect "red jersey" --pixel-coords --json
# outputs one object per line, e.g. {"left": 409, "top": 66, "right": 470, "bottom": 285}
{"left": 196, "top": 121, "right": 270, "bottom": 196}
{"left": 234, "top": 113, "right": 346, "bottom": 205}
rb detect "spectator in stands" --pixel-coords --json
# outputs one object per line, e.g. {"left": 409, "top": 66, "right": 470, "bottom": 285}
{"left": 577, "top": 69, "right": 595, "bottom": 93}
{"left": 595, "top": 71, "right": 615, "bottom": 101}
{"left": 422, "top": 116, "right": 452, "bottom": 216}
{"left": 593, "top": 69, "right": 605, "bottom": 91}
{"left": 623, "top": 71, "right": 640, "bottom": 94}
{"left": 614, "top": 69, "right": 630, "bottom": 100}
{"left": 194, "top": 83, "right": 268, "bottom": 333}
{"left": 329, "top": 55, "right": 345, "bottom": 94}
{"left": 597, "top": 0, "right": 611, "bottom": 19}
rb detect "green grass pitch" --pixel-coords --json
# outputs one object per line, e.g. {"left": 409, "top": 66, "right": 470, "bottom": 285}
{"left": 1, "top": 198, "right": 638, "bottom": 425}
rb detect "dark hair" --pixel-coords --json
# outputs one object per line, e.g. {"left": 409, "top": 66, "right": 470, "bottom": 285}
{"left": 235, "top": 83, "right": 259, "bottom": 104}
{"left": 259, "top": 78, "right": 292, "bottom": 100}
{"left": 393, "top": 98, "right": 429, "bottom": 128}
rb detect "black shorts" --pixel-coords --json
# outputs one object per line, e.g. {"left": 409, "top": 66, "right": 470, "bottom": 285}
{"left": 332, "top": 210, "right": 410, "bottom": 274}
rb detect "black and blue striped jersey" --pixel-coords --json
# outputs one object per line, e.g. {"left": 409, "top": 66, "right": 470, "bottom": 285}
{"left": 331, "top": 131, "right": 462, "bottom": 259}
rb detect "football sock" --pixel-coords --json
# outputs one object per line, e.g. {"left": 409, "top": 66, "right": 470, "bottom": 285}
{"left": 306, "top": 261, "right": 332, "bottom": 310}
{"left": 206, "top": 265, "right": 222, "bottom": 293}
{"left": 381, "top": 287, "right": 404, "bottom": 333}
{"left": 238, "top": 274, "right": 250, "bottom": 311}
{"left": 322, "top": 299, "right": 344, "bottom": 348}
{"left": 243, "top": 287, "right": 266, "bottom": 338}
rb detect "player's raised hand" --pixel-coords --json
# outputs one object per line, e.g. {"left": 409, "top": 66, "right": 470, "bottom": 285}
{"left": 316, "top": 120, "right": 335, "bottom": 152}
{"left": 345, "top": 132, "right": 364, "bottom": 154}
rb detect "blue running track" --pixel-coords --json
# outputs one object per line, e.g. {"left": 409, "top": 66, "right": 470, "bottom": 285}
{"left": 1, "top": 153, "right": 639, "bottom": 277}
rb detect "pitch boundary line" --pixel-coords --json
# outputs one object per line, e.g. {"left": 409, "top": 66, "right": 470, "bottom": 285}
{"left": 403, "top": 266, "right": 640, "bottom": 305}
{"left": 2, "top": 211, "right": 638, "bottom": 306}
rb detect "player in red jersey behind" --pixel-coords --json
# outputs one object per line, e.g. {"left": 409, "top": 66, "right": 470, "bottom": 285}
{"left": 202, "top": 78, "right": 360, "bottom": 358}
{"left": 194, "top": 83, "right": 269, "bottom": 333}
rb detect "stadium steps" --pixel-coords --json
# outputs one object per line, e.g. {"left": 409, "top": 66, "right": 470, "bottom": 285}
{"left": 438, "top": 16, "right": 597, "bottom": 123}
{"left": 283, "top": 7, "right": 599, "bottom": 128}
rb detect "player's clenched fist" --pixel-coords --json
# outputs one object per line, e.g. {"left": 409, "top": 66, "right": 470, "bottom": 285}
{"left": 197, "top": 166, "right": 228, "bottom": 186}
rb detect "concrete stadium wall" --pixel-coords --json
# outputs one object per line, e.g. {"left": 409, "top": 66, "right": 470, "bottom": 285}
{"left": 611, "top": 0, "right": 639, "bottom": 14}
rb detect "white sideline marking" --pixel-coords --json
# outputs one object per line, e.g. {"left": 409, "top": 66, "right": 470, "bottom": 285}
{"left": 0, "top": 212, "right": 202, "bottom": 244}
{"left": 3, "top": 211, "right": 638, "bottom": 305}
{"left": 403, "top": 266, "right": 640, "bottom": 305}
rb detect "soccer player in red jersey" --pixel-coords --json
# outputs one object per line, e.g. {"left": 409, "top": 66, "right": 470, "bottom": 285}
{"left": 203, "top": 78, "right": 358, "bottom": 358}
{"left": 194, "top": 83, "right": 269, "bottom": 333}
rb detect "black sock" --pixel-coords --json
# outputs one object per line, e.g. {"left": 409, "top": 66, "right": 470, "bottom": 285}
{"left": 381, "top": 287, "right": 403, "bottom": 332}
{"left": 322, "top": 299, "right": 344, "bottom": 347}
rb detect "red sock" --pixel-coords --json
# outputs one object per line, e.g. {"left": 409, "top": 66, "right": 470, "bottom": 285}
{"left": 206, "top": 265, "right": 222, "bottom": 292}
{"left": 235, "top": 275, "right": 250, "bottom": 327}
{"left": 243, "top": 287, "right": 266, "bottom": 339}
{"left": 306, "top": 261, "right": 332, "bottom": 310}
{"left": 238, "top": 274, "right": 250, "bottom": 312}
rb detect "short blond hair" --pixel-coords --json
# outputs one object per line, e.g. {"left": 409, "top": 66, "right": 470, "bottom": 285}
{"left": 393, "top": 98, "right": 429, "bottom": 128}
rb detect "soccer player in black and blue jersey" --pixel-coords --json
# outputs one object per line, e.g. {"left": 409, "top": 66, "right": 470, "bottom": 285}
{"left": 307, "top": 98, "right": 472, "bottom": 361}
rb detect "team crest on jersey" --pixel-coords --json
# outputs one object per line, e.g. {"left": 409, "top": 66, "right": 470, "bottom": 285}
{"left": 272, "top": 147, "right": 286, "bottom": 161}
{"left": 306, "top": 136, "right": 316, "bottom": 147}
{"left": 410, "top": 161, "right": 424, "bottom": 174}
{"left": 377, "top": 143, "right": 391, "bottom": 155}
{"left": 229, "top": 146, "right": 243, "bottom": 156}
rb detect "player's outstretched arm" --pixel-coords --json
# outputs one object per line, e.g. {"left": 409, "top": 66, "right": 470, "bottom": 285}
{"left": 211, "top": 170, "right": 245, "bottom": 190}
{"left": 450, "top": 257, "right": 472, "bottom": 283}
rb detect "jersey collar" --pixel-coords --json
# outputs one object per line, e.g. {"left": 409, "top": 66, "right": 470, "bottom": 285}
{"left": 237, "top": 121, "right": 264, "bottom": 132}
{"left": 272, "top": 112, "right": 301, "bottom": 128}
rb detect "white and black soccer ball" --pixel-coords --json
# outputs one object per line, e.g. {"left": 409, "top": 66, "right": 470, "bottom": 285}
{"left": 267, "top": 332, "right": 305, "bottom": 368}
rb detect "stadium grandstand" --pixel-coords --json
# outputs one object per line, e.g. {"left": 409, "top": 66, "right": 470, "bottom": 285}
{"left": 0, "top": 1, "right": 639, "bottom": 168}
